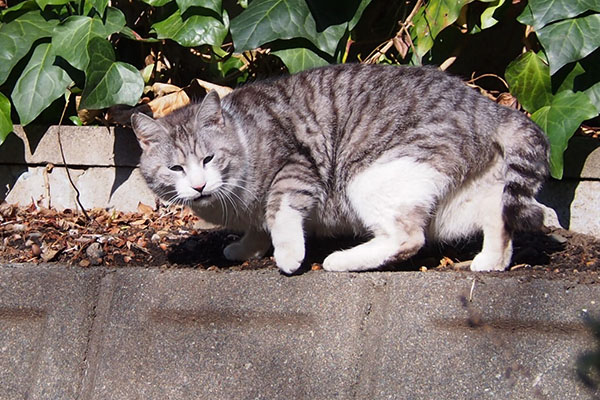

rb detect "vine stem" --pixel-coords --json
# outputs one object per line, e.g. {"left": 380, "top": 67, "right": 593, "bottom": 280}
{"left": 56, "top": 92, "right": 93, "bottom": 222}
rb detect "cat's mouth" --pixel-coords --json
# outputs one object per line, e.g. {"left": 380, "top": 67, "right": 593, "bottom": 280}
{"left": 192, "top": 193, "right": 213, "bottom": 202}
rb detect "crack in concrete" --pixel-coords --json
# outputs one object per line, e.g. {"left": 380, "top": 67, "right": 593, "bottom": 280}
{"left": 77, "top": 268, "right": 115, "bottom": 400}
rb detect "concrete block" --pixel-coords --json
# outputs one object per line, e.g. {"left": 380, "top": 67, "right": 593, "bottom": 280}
{"left": 0, "top": 265, "right": 104, "bottom": 400}
{"left": 4, "top": 166, "right": 155, "bottom": 212}
{"left": 85, "top": 270, "right": 371, "bottom": 400}
{"left": 355, "top": 273, "right": 598, "bottom": 399}
{"left": 540, "top": 180, "right": 600, "bottom": 238}
{"left": 562, "top": 137, "right": 600, "bottom": 180}
{"left": 4, "top": 126, "right": 141, "bottom": 167}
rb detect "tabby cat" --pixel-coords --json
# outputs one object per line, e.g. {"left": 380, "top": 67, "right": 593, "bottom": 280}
{"left": 131, "top": 64, "right": 549, "bottom": 274}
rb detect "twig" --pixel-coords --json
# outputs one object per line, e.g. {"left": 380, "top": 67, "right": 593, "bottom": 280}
{"left": 57, "top": 93, "right": 93, "bottom": 222}
{"left": 363, "top": 0, "right": 423, "bottom": 64}
{"left": 469, "top": 279, "right": 476, "bottom": 302}
{"left": 467, "top": 73, "right": 509, "bottom": 90}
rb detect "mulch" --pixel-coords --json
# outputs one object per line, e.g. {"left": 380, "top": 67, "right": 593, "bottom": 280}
{"left": 1, "top": 202, "right": 599, "bottom": 283}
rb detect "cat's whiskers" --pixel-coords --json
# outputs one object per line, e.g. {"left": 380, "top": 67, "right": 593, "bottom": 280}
{"left": 224, "top": 181, "right": 259, "bottom": 204}
{"left": 218, "top": 187, "right": 241, "bottom": 219}
{"left": 213, "top": 191, "right": 230, "bottom": 226}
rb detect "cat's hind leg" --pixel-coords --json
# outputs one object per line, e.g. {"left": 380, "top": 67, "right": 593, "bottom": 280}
{"left": 469, "top": 185, "right": 513, "bottom": 271}
{"left": 432, "top": 161, "right": 513, "bottom": 271}
{"left": 323, "top": 158, "right": 447, "bottom": 272}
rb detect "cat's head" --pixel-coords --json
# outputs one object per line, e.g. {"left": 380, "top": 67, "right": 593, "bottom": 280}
{"left": 131, "top": 91, "right": 244, "bottom": 207}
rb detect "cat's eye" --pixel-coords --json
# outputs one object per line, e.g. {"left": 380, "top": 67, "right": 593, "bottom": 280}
{"left": 169, "top": 165, "right": 184, "bottom": 172}
{"left": 203, "top": 155, "right": 214, "bottom": 165}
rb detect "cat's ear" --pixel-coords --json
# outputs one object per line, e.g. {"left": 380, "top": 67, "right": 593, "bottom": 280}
{"left": 131, "top": 112, "right": 167, "bottom": 151}
{"left": 197, "top": 90, "right": 224, "bottom": 126}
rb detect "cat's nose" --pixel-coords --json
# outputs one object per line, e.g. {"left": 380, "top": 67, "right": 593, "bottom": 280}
{"left": 192, "top": 184, "right": 205, "bottom": 194}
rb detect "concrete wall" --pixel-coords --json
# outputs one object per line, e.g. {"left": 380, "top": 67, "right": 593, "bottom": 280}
{"left": 1, "top": 126, "right": 598, "bottom": 237}
{"left": 0, "top": 125, "right": 155, "bottom": 212}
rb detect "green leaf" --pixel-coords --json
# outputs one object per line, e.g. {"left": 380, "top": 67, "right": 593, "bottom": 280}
{"left": 518, "top": 0, "right": 600, "bottom": 30}
{"left": 80, "top": 38, "right": 143, "bottom": 109}
{"left": 411, "top": 0, "right": 474, "bottom": 60}
{"left": 505, "top": 51, "right": 552, "bottom": 113}
{"left": 152, "top": 8, "right": 229, "bottom": 47}
{"left": 0, "top": 92, "right": 12, "bottom": 146}
{"left": 230, "top": 0, "right": 345, "bottom": 56}
{"left": 35, "top": 0, "right": 70, "bottom": 9}
{"left": 537, "top": 13, "right": 600, "bottom": 75}
{"left": 140, "top": 0, "right": 172, "bottom": 6}
{"left": 11, "top": 43, "right": 72, "bottom": 125}
{"left": 531, "top": 90, "right": 598, "bottom": 179}
{"left": 1, "top": 0, "right": 39, "bottom": 21}
{"left": 584, "top": 81, "right": 600, "bottom": 113}
{"left": 0, "top": 11, "right": 58, "bottom": 85}
{"left": 52, "top": 7, "right": 126, "bottom": 70}
{"left": 480, "top": 0, "right": 505, "bottom": 30}
{"left": 84, "top": 0, "right": 110, "bottom": 15}
{"left": 272, "top": 48, "right": 329, "bottom": 73}
{"left": 176, "top": 0, "right": 222, "bottom": 14}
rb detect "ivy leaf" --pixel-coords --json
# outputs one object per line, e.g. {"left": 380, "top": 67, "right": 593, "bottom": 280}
{"left": 272, "top": 48, "right": 329, "bottom": 73}
{"left": 536, "top": 13, "right": 600, "bottom": 75}
{"left": 505, "top": 51, "right": 552, "bottom": 113}
{"left": 0, "top": 11, "right": 58, "bottom": 85}
{"left": 152, "top": 8, "right": 229, "bottom": 47}
{"left": 518, "top": 0, "right": 600, "bottom": 30}
{"left": 36, "top": 0, "right": 70, "bottom": 9}
{"left": 1, "top": 0, "right": 39, "bottom": 20}
{"left": 11, "top": 43, "right": 72, "bottom": 125}
{"left": 531, "top": 90, "right": 598, "bottom": 179}
{"left": 140, "top": 0, "right": 172, "bottom": 6}
{"left": 230, "top": 0, "right": 345, "bottom": 56}
{"left": 52, "top": 7, "right": 126, "bottom": 71}
{"left": 584, "top": 81, "right": 600, "bottom": 113}
{"left": 176, "top": 0, "right": 222, "bottom": 14}
{"left": 480, "top": 0, "right": 505, "bottom": 30}
{"left": 0, "top": 92, "right": 12, "bottom": 146}
{"left": 84, "top": 0, "right": 110, "bottom": 15}
{"left": 79, "top": 37, "right": 143, "bottom": 109}
{"left": 411, "top": 0, "right": 474, "bottom": 61}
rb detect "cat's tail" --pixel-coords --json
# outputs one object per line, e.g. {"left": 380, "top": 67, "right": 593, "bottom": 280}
{"left": 498, "top": 111, "right": 550, "bottom": 232}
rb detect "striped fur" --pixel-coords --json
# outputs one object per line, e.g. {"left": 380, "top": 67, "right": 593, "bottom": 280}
{"left": 131, "top": 64, "right": 549, "bottom": 274}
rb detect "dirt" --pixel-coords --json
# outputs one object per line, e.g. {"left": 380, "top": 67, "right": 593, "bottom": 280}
{"left": 1, "top": 202, "right": 599, "bottom": 283}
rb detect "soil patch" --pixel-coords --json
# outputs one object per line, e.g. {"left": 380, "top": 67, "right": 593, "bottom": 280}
{"left": 1, "top": 203, "right": 599, "bottom": 283}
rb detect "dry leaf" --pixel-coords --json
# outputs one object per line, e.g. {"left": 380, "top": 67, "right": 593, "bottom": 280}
{"left": 137, "top": 202, "right": 154, "bottom": 215}
{"left": 194, "top": 79, "right": 233, "bottom": 98}
{"left": 146, "top": 90, "right": 191, "bottom": 118}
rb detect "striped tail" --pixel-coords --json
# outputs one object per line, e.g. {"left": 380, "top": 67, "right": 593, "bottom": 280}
{"left": 499, "top": 111, "right": 550, "bottom": 233}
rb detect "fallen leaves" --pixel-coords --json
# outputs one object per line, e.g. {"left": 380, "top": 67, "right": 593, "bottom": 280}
{"left": 1, "top": 202, "right": 600, "bottom": 278}
{"left": 0, "top": 202, "right": 204, "bottom": 267}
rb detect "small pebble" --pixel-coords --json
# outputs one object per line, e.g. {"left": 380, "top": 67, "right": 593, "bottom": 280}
{"left": 86, "top": 242, "right": 105, "bottom": 265}
{"left": 31, "top": 243, "right": 42, "bottom": 257}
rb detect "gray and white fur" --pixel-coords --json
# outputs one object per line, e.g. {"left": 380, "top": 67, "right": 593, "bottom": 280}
{"left": 131, "top": 64, "right": 549, "bottom": 274}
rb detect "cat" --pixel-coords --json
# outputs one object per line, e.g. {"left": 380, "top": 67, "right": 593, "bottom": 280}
{"left": 131, "top": 63, "right": 549, "bottom": 274}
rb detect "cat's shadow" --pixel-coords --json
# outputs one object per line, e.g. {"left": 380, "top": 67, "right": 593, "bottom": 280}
{"left": 166, "top": 230, "right": 562, "bottom": 273}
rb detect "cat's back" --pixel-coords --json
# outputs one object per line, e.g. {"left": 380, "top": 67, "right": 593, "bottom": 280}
{"left": 223, "top": 64, "right": 515, "bottom": 189}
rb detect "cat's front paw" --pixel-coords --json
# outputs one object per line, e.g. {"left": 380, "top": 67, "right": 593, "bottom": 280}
{"left": 273, "top": 242, "right": 305, "bottom": 275}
